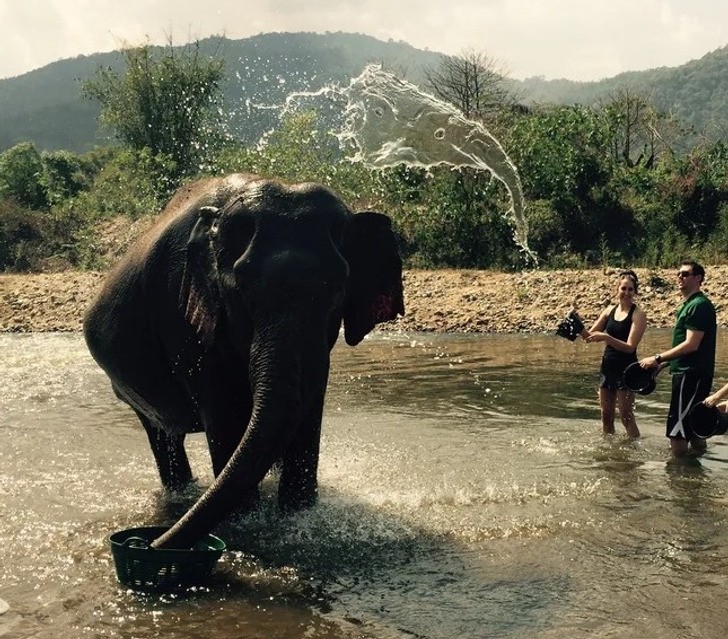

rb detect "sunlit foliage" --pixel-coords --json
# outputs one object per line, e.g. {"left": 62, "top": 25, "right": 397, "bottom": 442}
{"left": 83, "top": 39, "right": 225, "bottom": 183}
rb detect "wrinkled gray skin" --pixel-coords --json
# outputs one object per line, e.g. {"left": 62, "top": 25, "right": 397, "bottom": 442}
{"left": 84, "top": 174, "right": 404, "bottom": 549}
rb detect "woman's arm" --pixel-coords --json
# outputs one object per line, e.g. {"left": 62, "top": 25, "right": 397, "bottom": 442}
{"left": 617, "top": 307, "right": 647, "bottom": 353}
{"left": 583, "top": 307, "right": 610, "bottom": 339}
{"left": 704, "top": 382, "right": 728, "bottom": 407}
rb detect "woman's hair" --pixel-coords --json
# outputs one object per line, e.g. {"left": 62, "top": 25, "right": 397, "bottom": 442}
{"left": 619, "top": 269, "right": 639, "bottom": 294}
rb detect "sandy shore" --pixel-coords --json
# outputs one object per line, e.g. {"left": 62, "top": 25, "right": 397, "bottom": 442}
{"left": 1, "top": 266, "right": 727, "bottom": 335}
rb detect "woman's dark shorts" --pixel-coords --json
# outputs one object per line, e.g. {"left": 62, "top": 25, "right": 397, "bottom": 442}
{"left": 599, "top": 358, "right": 636, "bottom": 391}
{"left": 599, "top": 371, "right": 629, "bottom": 391}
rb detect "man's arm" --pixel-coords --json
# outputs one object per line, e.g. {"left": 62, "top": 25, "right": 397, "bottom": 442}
{"left": 639, "top": 328, "right": 704, "bottom": 368}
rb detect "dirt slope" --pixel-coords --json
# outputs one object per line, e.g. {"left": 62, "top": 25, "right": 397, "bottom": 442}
{"left": 2, "top": 266, "right": 727, "bottom": 334}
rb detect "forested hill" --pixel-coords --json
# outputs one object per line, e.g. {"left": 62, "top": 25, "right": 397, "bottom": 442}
{"left": 519, "top": 44, "right": 728, "bottom": 137}
{"left": 2, "top": 31, "right": 728, "bottom": 153}
{"left": 0, "top": 32, "right": 444, "bottom": 153}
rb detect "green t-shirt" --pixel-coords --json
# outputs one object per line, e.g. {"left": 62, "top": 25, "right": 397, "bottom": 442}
{"left": 670, "top": 291, "right": 717, "bottom": 378}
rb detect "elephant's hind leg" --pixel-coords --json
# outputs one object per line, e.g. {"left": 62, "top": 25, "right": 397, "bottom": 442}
{"left": 135, "top": 411, "right": 194, "bottom": 490}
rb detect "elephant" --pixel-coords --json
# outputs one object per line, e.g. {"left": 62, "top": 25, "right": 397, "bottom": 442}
{"left": 83, "top": 173, "right": 404, "bottom": 549}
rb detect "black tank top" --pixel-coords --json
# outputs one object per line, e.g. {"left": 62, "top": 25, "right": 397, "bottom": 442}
{"left": 603, "top": 304, "right": 638, "bottom": 366}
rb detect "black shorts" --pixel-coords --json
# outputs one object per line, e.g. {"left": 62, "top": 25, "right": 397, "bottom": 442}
{"left": 599, "top": 371, "right": 629, "bottom": 391}
{"left": 666, "top": 373, "right": 713, "bottom": 439}
{"left": 599, "top": 357, "right": 636, "bottom": 391}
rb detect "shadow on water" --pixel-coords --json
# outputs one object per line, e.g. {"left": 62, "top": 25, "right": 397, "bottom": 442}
{"left": 139, "top": 476, "right": 572, "bottom": 639}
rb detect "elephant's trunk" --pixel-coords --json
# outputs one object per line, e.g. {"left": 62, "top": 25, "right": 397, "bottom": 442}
{"left": 151, "top": 322, "right": 303, "bottom": 549}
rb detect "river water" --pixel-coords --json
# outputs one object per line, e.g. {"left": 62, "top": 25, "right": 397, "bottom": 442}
{"left": 2, "top": 330, "right": 728, "bottom": 639}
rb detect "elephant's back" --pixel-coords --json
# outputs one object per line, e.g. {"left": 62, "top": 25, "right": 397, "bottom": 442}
{"left": 82, "top": 205, "right": 195, "bottom": 364}
{"left": 159, "top": 173, "right": 260, "bottom": 219}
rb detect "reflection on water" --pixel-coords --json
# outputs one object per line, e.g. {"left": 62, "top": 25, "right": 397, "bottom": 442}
{"left": 1, "top": 331, "right": 728, "bottom": 638}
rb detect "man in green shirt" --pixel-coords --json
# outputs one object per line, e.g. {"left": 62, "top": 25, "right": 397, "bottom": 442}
{"left": 639, "top": 261, "right": 717, "bottom": 456}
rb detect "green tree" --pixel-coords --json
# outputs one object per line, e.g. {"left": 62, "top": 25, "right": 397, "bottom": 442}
{"left": 507, "top": 105, "right": 634, "bottom": 262}
{"left": 509, "top": 105, "right": 609, "bottom": 202}
{"left": 389, "top": 167, "right": 520, "bottom": 269}
{"left": 40, "top": 150, "right": 96, "bottom": 206}
{"left": 599, "top": 88, "right": 684, "bottom": 168}
{"left": 60, "top": 147, "right": 173, "bottom": 221}
{"left": 83, "top": 39, "right": 225, "bottom": 182}
{"left": 218, "top": 111, "right": 337, "bottom": 182}
{"left": 0, "top": 199, "right": 46, "bottom": 270}
{"left": 654, "top": 142, "right": 728, "bottom": 241}
{"left": 214, "top": 110, "right": 385, "bottom": 211}
{"left": 0, "top": 142, "right": 48, "bottom": 210}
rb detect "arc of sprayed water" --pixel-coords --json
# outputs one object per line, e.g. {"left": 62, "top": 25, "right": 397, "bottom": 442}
{"left": 336, "top": 65, "right": 536, "bottom": 263}
{"left": 265, "top": 64, "right": 537, "bottom": 263}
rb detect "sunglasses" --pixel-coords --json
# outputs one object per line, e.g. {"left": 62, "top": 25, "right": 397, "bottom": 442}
{"left": 677, "top": 271, "right": 694, "bottom": 278}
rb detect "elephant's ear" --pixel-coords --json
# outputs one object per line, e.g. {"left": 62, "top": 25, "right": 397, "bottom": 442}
{"left": 343, "top": 210, "right": 404, "bottom": 346}
{"left": 179, "top": 206, "right": 221, "bottom": 345}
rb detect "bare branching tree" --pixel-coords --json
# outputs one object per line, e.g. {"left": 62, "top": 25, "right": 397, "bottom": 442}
{"left": 424, "top": 49, "right": 519, "bottom": 120}
{"left": 599, "top": 88, "right": 689, "bottom": 167}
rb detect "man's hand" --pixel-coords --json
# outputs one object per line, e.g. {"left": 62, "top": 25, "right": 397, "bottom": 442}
{"left": 639, "top": 355, "right": 659, "bottom": 369}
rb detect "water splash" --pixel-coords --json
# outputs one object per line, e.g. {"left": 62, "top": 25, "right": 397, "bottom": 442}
{"left": 276, "top": 64, "right": 535, "bottom": 263}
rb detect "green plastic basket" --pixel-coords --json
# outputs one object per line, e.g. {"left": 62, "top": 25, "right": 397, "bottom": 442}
{"left": 109, "top": 526, "right": 226, "bottom": 592}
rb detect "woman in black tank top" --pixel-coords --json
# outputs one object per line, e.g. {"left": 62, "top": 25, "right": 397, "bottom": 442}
{"left": 582, "top": 270, "right": 648, "bottom": 438}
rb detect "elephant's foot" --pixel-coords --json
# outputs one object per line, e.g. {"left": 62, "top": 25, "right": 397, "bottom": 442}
{"left": 160, "top": 471, "right": 196, "bottom": 492}
{"left": 232, "top": 486, "right": 261, "bottom": 515}
{"left": 278, "top": 480, "right": 318, "bottom": 513}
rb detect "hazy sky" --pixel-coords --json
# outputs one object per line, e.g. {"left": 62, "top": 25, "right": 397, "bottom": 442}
{"left": 2, "top": 0, "right": 727, "bottom": 82}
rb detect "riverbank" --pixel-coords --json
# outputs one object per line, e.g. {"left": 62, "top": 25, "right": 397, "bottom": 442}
{"left": 1, "top": 266, "right": 727, "bottom": 334}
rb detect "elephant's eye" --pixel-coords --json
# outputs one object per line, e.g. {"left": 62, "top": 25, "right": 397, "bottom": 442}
{"left": 229, "top": 214, "right": 255, "bottom": 246}
{"left": 329, "top": 219, "right": 345, "bottom": 246}
{"left": 218, "top": 214, "right": 255, "bottom": 267}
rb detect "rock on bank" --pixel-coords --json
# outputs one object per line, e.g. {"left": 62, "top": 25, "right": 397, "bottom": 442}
{"left": 1, "top": 267, "right": 727, "bottom": 334}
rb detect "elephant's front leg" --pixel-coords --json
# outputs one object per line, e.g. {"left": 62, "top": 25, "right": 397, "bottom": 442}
{"left": 278, "top": 391, "right": 325, "bottom": 512}
{"left": 202, "top": 396, "right": 260, "bottom": 511}
{"left": 195, "top": 363, "right": 253, "bottom": 476}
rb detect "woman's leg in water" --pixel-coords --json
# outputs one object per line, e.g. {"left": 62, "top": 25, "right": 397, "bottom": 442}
{"left": 599, "top": 386, "right": 617, "bottom": 435}
{"left": 617, "top": 389, "right": 640, "bottom": 438}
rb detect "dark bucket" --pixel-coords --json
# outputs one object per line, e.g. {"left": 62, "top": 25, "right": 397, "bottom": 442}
{"left": 622, "top": 362, "right": 657, "bottom": 395}
{"left": 555, "top": 310, "right": 585, "bottom": 342}
{"left": 689, "top": 402, "right": 728, "bottom": 439}
{"left": 109, "top": 526, "right": 226, "bottom": 592}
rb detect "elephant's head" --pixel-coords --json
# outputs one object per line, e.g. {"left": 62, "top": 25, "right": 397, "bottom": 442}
{"left": 152, "top": 176, "right": 403, "bottom": 548}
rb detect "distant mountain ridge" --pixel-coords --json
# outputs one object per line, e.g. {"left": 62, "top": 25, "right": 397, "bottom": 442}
{"left": 0, "top": 32, "right": 445, "bottom": 153}
{"left": 1, "top": 31, "right": 727, "bottom": 153}
{"left": 519, "top": 44, "right": 728, "bottom": 137}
